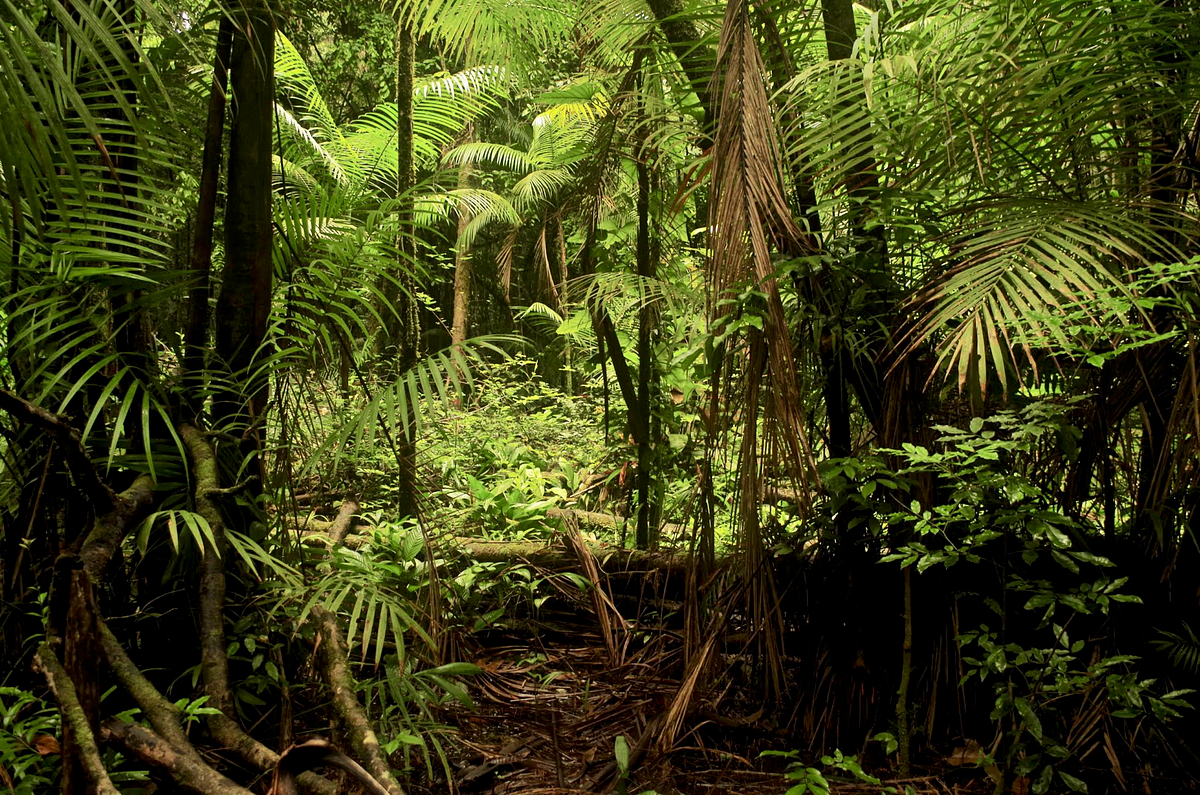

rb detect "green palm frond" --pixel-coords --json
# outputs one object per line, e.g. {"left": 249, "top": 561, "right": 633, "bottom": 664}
{"left": 275, "top": 31, "right": 346, "bottom": 147}
{"left": 902, "top": 201, "right": 1181, "bottom": 394}
{"left": 511, "top": 168, "right": 575, "bottom": 210}
{"left": 443, "top": 142, "right": 537, "bottom": 173}
{"left": 413, "top": 188, "right": 520, "bottom": 248}
{"left": 396, "top": 0, "right": 576, "bottom": 69}
{"left": 1152, "top": 623, "right": 1200, "bottom": 675}
{"left": 300, "top": 336, "right": 521, "bottom": 475}
{"left": 276, "top": 104, "right": 351, "bottom": 186}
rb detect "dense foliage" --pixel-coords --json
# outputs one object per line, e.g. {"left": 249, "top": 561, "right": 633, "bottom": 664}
{"left": 2, "top": 0, "right": 1200, "bottom": 793}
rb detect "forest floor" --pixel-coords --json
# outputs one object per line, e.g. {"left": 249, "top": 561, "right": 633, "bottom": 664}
{"left": 431, "top": 603, "right": 978, "bottom": 795}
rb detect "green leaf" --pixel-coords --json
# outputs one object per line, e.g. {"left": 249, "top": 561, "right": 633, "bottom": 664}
{"left": 1014, "top": 697, "right": 1043, "bottom": 742}
{"left": 614, "top": 735, "right": 630, "bottom": 775}
{"left": 1058, "top": 771, "right": 1088, "bottom": 792}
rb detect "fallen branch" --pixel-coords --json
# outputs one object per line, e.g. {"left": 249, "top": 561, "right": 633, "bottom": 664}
{"left": 311, "top": 606, "right": 407, "bottom": 795}
{"left": 101, "top": 720, "right": 253, "bottom": 795}
{"left": 33, "top": 644, "right": 119, "bottom": 795}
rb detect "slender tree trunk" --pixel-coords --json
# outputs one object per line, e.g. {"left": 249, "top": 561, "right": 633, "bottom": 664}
{"left": 555, "top": 216, "right": 572, "bottom": 394}
{"left": 896, "top": 565, "right": 913, "bottom": 776}
{"left": 635, "top": 157, "right": 656, "bottom": 550}
{"left": 106, "top": 0, "right": 155, "bottom": 387}
{"left": 390, "top": 20, "right": 420, "bottom": 520}
{"left": 450, "top": 159, "right": 472, "bottom": 348}
{"left": 184, "top": 19, "right": 233, "bottom": 405}
{"left": 215, "top": 0, "right": 275, "bottom": 450}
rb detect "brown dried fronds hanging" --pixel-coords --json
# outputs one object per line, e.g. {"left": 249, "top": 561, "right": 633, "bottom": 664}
{"left": 702, "top": 0, "right": 817, "bottom": 705}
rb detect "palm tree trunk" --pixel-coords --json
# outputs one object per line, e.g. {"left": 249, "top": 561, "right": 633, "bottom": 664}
{"left": 215, "top": 0, "right": 275, "bottom": 450}
{"left": 450, "top": 161, "right": 472, "bottom": 348}
{"left": 184, "top": 18, "right": 233, "bottom": 405}
{"left": 391, "top": 19, "right": 420, "bottom": 520}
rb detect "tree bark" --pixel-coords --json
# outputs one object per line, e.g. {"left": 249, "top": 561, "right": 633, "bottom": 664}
{"left": 451, "top": 158, "right": 472, "bottom": 348}
{"left": 216, "top": 0, "right": 274, "bottom": 443}
{"left": 184, "top": 18, "right": 234, "bottom": 397}
{"left": 635, "top": 155, "right": 656, "bottom": 550}
{"left": 387, "top": 20, "right": 420, "bottom": 521}
{"left": 35, "top": 645, "right": 119, "bottom": 795}
{"left": 102, "top": 720, "right": 253, "bottom": 795}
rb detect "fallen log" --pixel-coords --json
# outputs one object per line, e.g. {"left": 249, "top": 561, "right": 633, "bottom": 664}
{"left": 453, "top": 537, "right": 699, "bottom": 575}
{"left": 328, "top": 499, "right": 360, "bottom": 546}
{"left": 546, "top": 507, "right": 687, "bottom": 538}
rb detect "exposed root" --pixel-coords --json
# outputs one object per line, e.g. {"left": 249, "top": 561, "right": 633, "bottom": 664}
{"left": 269, "top": 739, "right": 392, "bottom": 795}
{"left": 33, "top": 644, "right": 119, "bottom": 795}
{"left": 100, "top": 621, "right": 192, "bottom": 747}
{"left": 311, "top": 606, "right": 408, "bottom": 795}
{"left": 179, "top": 424, "right": 337, "bottom": 795}
{"left": 101, "top": 719, "right": 253, "bottom": 795}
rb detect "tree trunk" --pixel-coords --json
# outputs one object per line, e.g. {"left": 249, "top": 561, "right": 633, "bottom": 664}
{"left": 215, "top": 0, "right": 274, "bottom": 449}
{"left": 389, "top": 20, "right": 420, "bottom": 520}
{"left": 184, "top": 18, "right": 234, "bottom": 403}
{"left": 896, "top": 565, "right": 913, "bottom": 776}
{"left": 451, "top": 159, "right": 472, "bottom": 348}
{"left": 635, "top": 156, "right": 656, "bottom": 550}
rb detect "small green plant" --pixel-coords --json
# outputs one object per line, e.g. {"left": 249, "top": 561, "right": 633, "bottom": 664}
{"left": 0, "top": 686, "right": 60, "bottom": 794}
{"left": 614, "top": 734, "right": 631, "bottom": 795}
{"left": 174, "top": 695, "right": 223, "bottom": 729}
{"left": 761, "top": 748, "right": 905, "bottom": 795}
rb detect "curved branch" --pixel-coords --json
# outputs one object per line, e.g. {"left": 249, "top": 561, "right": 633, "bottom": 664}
{"left": 102, "top": 720, "right": 252, "bottom": 795}
{"left": 311, "top": 606, "right": 407, "bottom": 795}
{"left": 80, "top": 473, "right": 155, "bottom": 583}
{"left": 0, "top": 390, "right": 116, "bottom": 512}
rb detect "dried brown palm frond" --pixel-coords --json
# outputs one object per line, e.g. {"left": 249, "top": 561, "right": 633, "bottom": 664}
{"left": 703, "top": 0, "right": 818, "bottom": 702}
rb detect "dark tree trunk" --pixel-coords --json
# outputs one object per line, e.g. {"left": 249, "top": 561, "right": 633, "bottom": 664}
{"left": 184, "top": 19, "right": 234, "bottom": 408}
{"left": 215, "top": 1, "right": 275, "bottom": 448}
{"left": 635, "top": 156, "right": 656, "bottom": 550}
{"left": 390, "top": 21, "right": 420, "bottom": 520}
